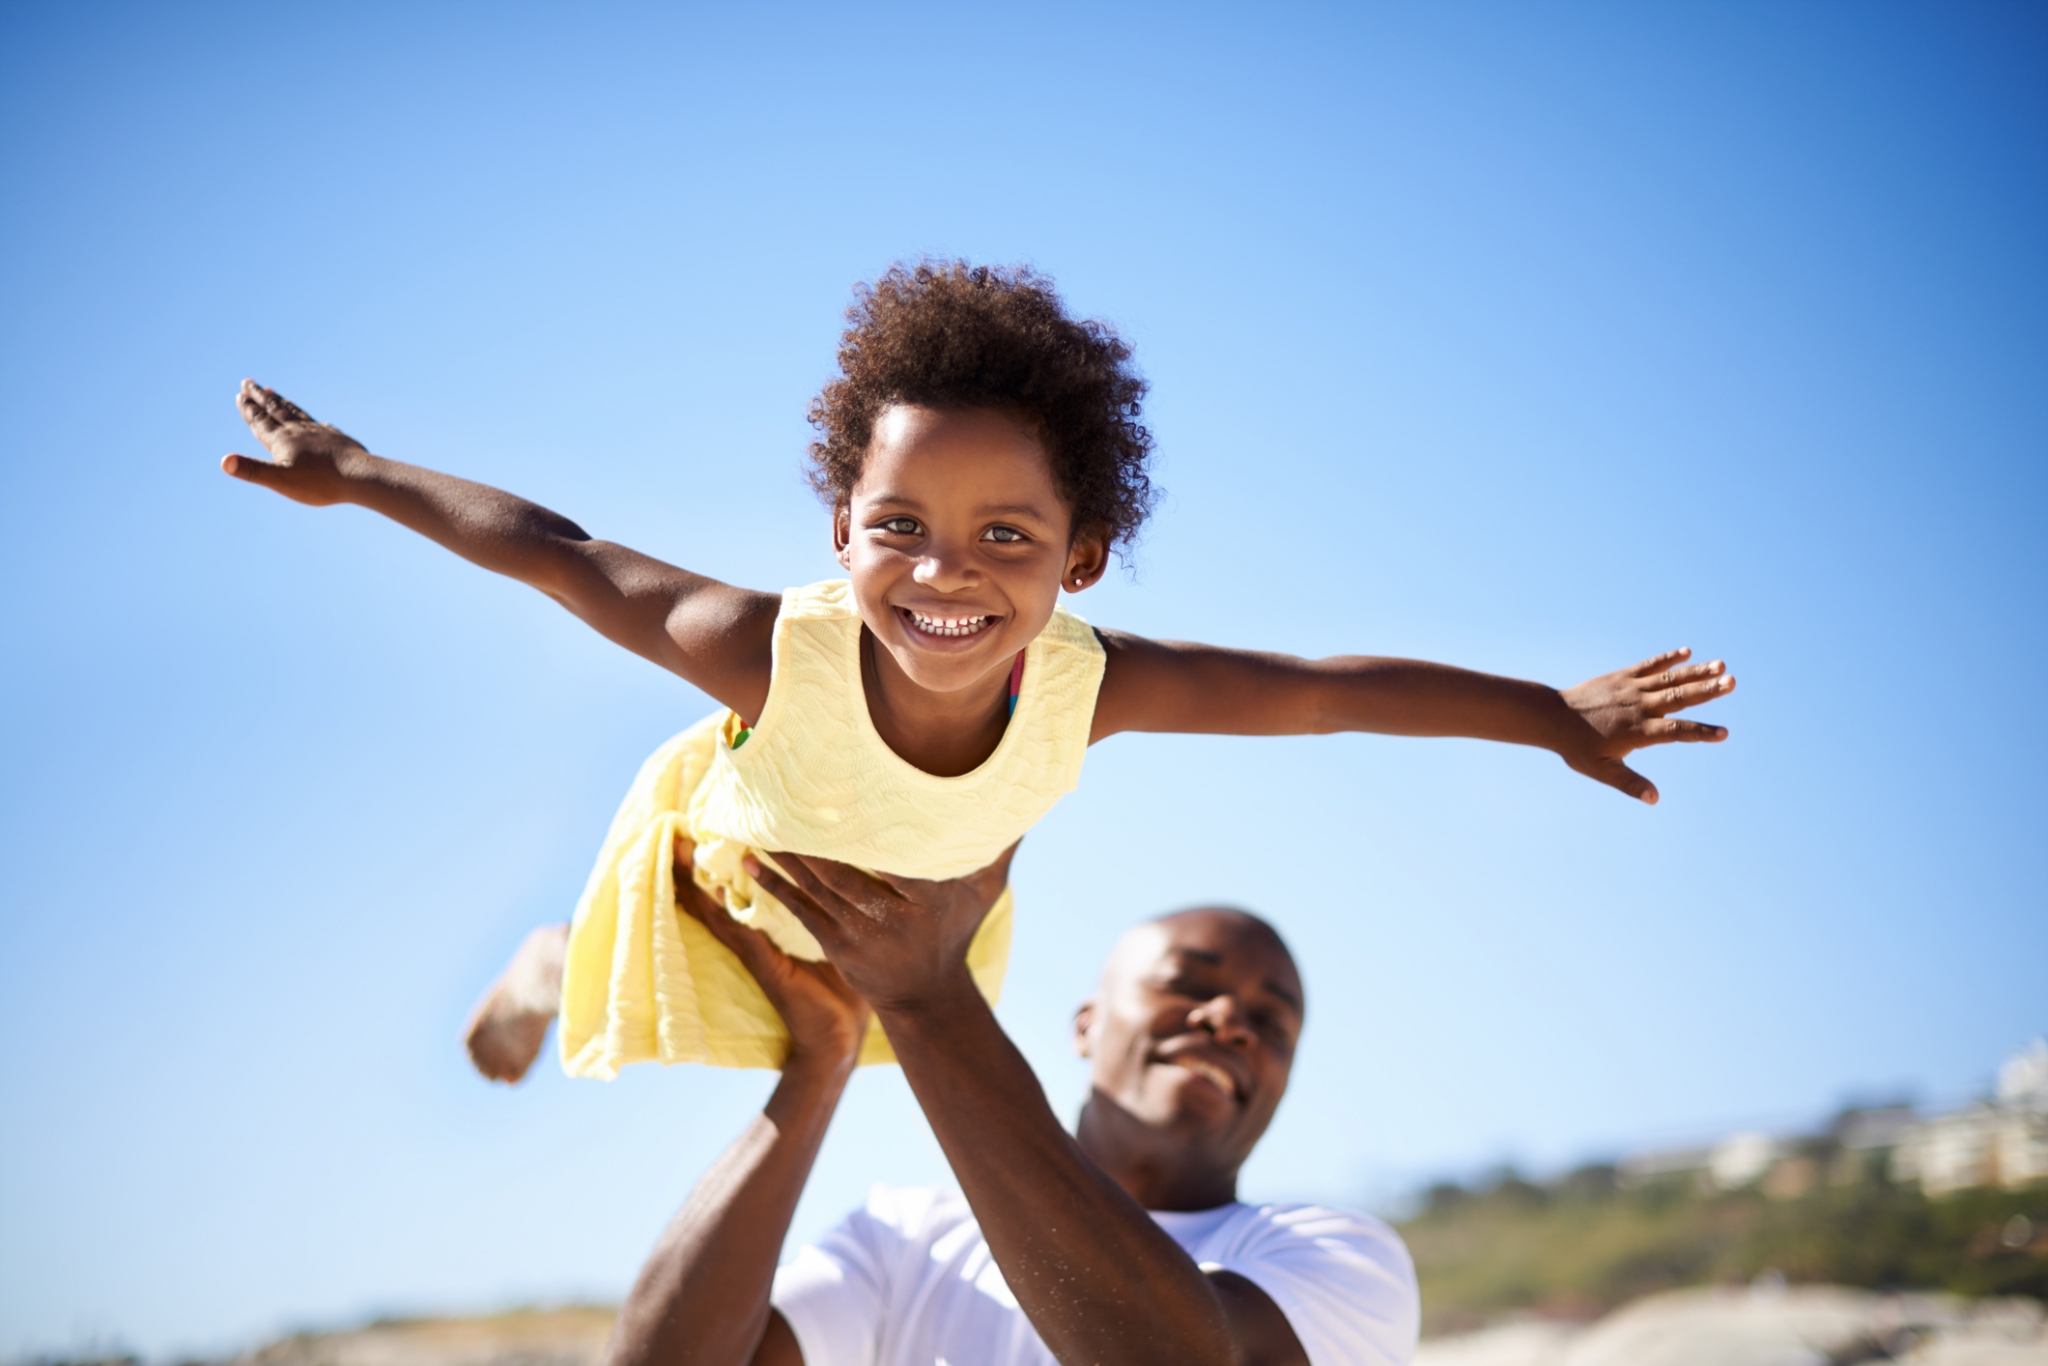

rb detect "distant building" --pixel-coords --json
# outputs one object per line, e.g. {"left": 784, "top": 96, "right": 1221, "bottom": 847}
{"left": 1891, "top": 1038, "right": 2048, "bottom": 1195}
{"left": 1618, "top": 1132, "right": 1787, "bottom": 1193}
{"left": 1708, "top": 1131, "right": 1780, "bottom": 1190}
{"left": 1615, "top": 1040, "right": 2048, "bottom": 1200}
{"left": 2001, "top": 1038, "right": 2048, "bottom": 1111}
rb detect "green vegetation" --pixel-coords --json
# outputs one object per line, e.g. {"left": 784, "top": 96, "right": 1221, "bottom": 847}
{"left": 1396, "top": 1164, "right": 2048, "bottom": 1336}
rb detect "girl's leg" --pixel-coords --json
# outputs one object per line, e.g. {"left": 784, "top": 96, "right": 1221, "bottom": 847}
{"left": 463, "top": 922, "right": 569, "bottom": 1083}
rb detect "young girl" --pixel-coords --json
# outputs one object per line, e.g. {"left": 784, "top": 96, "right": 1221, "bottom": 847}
{"left": 223, "top": 261, "right": 1734, "bottom": 1083}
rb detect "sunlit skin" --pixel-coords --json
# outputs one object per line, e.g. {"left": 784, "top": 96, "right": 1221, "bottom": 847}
{"left": 1074, "top": 910, "right": 1305, "bottom": 1211}
{"left": 835, "top": 405, "right": 1106, "bottom": 777}
{"left": 604, "top": 852, "right": 1321, "bottom": 1366}
{"left": 222, "top": 380, "right": 1737, "bottom": 1088}
{"left": 223, "top": 380, "right": 1734, "bottom": 804}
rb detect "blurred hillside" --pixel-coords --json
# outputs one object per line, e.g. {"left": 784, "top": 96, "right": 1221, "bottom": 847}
{"left": 1401, "top": 1164, "right": 2048, "bottom": 1338}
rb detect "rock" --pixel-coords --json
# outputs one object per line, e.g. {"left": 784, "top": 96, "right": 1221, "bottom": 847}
{"left": 1413, "top": 1319, "right": 1577, "bottom": 1365}
{"left": 229, "top": 1308, "right": 614, "bottom": 1366}
{"left": 1417, "top": 1287, "right": 2048, "bottom": 1366}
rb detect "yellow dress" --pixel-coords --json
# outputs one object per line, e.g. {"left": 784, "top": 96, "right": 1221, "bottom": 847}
{"left": 558, "top": 579, "right": 1107, "bottom": 1078}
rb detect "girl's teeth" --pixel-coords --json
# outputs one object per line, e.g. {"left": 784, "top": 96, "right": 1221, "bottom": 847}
{"left": 911, "top": 611, "right": 991, "bottom": 638}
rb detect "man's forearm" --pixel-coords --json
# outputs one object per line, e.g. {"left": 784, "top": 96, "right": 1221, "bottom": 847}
{"left": 877, "top": 983, "right": 1246, "bottom": 1366}
{"left": 607, "top": 1057, "right": 851, "bottom": 1366}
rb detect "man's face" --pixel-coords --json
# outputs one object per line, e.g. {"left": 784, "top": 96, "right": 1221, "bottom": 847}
{"left": 836, "top": 404, "right": 1105, "bottom": 696}
{"left": 1076, "top": 910, "right": 1305, "bottom": 1173}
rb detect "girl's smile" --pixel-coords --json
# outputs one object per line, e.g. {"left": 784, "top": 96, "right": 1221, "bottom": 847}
{"left": 831, "top": 403, "right": 1106, "bottom": 777}
{"left": 838, "top": 404, "right": 1106, "bottom": 697}
{"left": 897, "top": 606, "right": 1002, "bottom": 642}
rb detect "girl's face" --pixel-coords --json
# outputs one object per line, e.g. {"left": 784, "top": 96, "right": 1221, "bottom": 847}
{"left": 836, "top": 404, "right": 1107, "bottom": 696}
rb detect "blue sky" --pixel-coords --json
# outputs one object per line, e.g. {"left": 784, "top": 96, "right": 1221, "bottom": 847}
{"left": 2, "top": 0, "right": 2043, "bottom": 1356}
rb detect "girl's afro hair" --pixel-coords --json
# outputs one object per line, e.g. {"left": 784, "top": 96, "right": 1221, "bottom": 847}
{"left": 807, "top": 260, "right": 1158, "bottom": 556}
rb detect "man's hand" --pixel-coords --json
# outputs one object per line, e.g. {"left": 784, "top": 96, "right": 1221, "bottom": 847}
{"left": 677, "top": 837, "right": 870, "bottom": 1071}
{"left": 740, "top": 844, "right": 1016, "bottom": 1012}
{"left": 1557, "top": 647, "right": 1734, "bottom": 804}
{"left": 222, "top": 380, "right": 372, "bottom": 506}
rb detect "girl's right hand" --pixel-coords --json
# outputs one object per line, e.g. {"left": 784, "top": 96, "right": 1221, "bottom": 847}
{"left": 222, "top": 379, "right": 370, "bottom": 506}
{"left": 673, "top": 835, "right": 872, "bottom": 1073}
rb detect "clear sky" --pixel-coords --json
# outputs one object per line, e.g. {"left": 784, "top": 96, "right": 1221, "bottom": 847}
{"left": 2, "top": 0, "right": 2043, "bottom": 1357}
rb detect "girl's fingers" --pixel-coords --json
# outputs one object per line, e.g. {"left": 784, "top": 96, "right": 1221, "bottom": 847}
{"left": 1628, "top": 647, "right": 1692, "bottom": 678}
{"left": 1640, "top": 717, "right": 1730, "bottom": 744}
{"left": 1653, "top": 660, "right": 1725, "bottom": 688}
{"left": 1646, "top": 675, "right": 1736, "bottom": 714}
{"left": 266, "top": 387, "right": 315, "bottom": 424}
{"left": 240, "top": 380, "right": 315, "bottom": 428}
{"left": 243, "top": 379, "right": 281, "bottom": 415}
{"left": 221, "top": 451, "right": 279, "bottom": 484}
{"left": 236, "top": 386, "right": 278, "bottom": 434}
{"left": 1579, "top": 755, "right": 1658, "bottom": 804}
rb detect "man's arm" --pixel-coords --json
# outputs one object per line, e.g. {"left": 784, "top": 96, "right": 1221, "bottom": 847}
{"left": 222, "top": 381, "right": 776, "bottom": 720}
{"left": 1090, "top": 630, "right": 1735, "bottom": 804}
{"left": 605, "top": 858, "right": 870, "bottom": 1366}
{"left": 745, "top": 852, "right": 1310, "bottom": 1366}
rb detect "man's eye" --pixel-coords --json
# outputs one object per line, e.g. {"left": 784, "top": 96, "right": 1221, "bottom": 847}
{"left": 880, "top": 517, "right": 921, "bottom": 536}
{"left": 983, "top": 525, "right": 1025, "bottom": 543}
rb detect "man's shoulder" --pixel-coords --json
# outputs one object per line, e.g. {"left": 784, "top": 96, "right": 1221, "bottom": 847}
{"left": 1203, "top": 1200, "right": 1413, "bottom": 1267}
{"left": 850, "top": 1183, "right": 977, "bottom": 1242}
{"left": 1203, "top": 1201, "right": 1421, "bottom": 1361}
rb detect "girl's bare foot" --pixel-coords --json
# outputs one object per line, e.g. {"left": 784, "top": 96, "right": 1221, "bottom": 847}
{"left": 463, "top": 924, "right": 569, "bottom": 1084}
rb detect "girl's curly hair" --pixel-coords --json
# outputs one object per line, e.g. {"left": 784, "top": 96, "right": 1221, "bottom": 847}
{"left": 807, "top": 260, "right": 1158, "bottom": 556}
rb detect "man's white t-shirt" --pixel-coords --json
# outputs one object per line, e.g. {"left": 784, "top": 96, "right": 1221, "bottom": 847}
{"left": 771, "top": 1184, "right": 1419, "bottom": 1366}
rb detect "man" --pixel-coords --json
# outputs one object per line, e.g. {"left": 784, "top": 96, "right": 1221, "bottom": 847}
{"left": 601, "top": 846, "right": 1419, "bottom": 1366}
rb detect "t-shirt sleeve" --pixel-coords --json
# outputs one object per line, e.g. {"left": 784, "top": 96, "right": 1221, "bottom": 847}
{"left": 769, "top": 1187, "right": 917, "bottom": 1366}
{"left": 1210, "top": 1206, "right": 1421, "bottom": 1366}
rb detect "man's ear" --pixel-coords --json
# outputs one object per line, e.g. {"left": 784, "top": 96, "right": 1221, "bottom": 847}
{"left": 1073, "top": 1001, "right": 1096, "bottom": 1058}
{"left": 833, "top": 504, "right": 853, "bottom": 569}
{"left": 1062, "top": 532, "right": 1110, "bottom": 594}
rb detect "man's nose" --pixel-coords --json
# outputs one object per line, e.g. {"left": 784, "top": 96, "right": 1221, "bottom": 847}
{"left": 1189, "top": 994, "right": 1253, "bottom": 1047}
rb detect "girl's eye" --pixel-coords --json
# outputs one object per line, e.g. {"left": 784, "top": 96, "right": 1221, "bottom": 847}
{"left": 983, "top": 525, "right": 1026, "bottom": 544}
{"left": 880, "top": 517, "right": 921, "bottom": 536}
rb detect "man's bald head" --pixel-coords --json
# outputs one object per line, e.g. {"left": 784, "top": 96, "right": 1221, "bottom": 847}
{"left": 1096, "top": 907, "right": 1303, "bottom": 1015}
{"left": 1073, "top": 907, "right": 1306, "bottom": 1209}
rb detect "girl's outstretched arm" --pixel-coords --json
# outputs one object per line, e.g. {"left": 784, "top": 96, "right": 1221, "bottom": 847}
{"left": 1089, "top": 632, "right": 1735, "bottom": 804}
{"left": 222, "top": 381, "right": 776, "bottom": 720}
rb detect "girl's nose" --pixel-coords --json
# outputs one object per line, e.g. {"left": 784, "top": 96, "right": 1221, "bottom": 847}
{"left": 913, "top": 546, "right": 976, "bottom": 592}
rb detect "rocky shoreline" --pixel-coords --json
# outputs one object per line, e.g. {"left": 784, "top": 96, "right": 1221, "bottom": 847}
{"left": 1414, "top": 1285, "right": 2046, "bottom": 1365}
{"left": 26, "top": 1288, "right": 2044, "bottom": 1366}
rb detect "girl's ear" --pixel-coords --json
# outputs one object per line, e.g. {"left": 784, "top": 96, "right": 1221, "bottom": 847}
{"left": 832, "top": 504, "right": 853, "bottom": 569}
{"left": 1073, "top": 1001, "right": 1096, "bottom": 1057}
{"left": 1062, "top": 533, "right": 1110, "bottom": 594}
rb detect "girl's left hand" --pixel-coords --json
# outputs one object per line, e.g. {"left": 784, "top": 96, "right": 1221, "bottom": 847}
{"left": 1557, "top": 648, "right": 1734, "bottom": 804}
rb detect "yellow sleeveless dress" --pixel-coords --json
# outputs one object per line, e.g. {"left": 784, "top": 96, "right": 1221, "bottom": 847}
{"left": 558, "top": 579, "right": 1107, "bottom": 1078}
